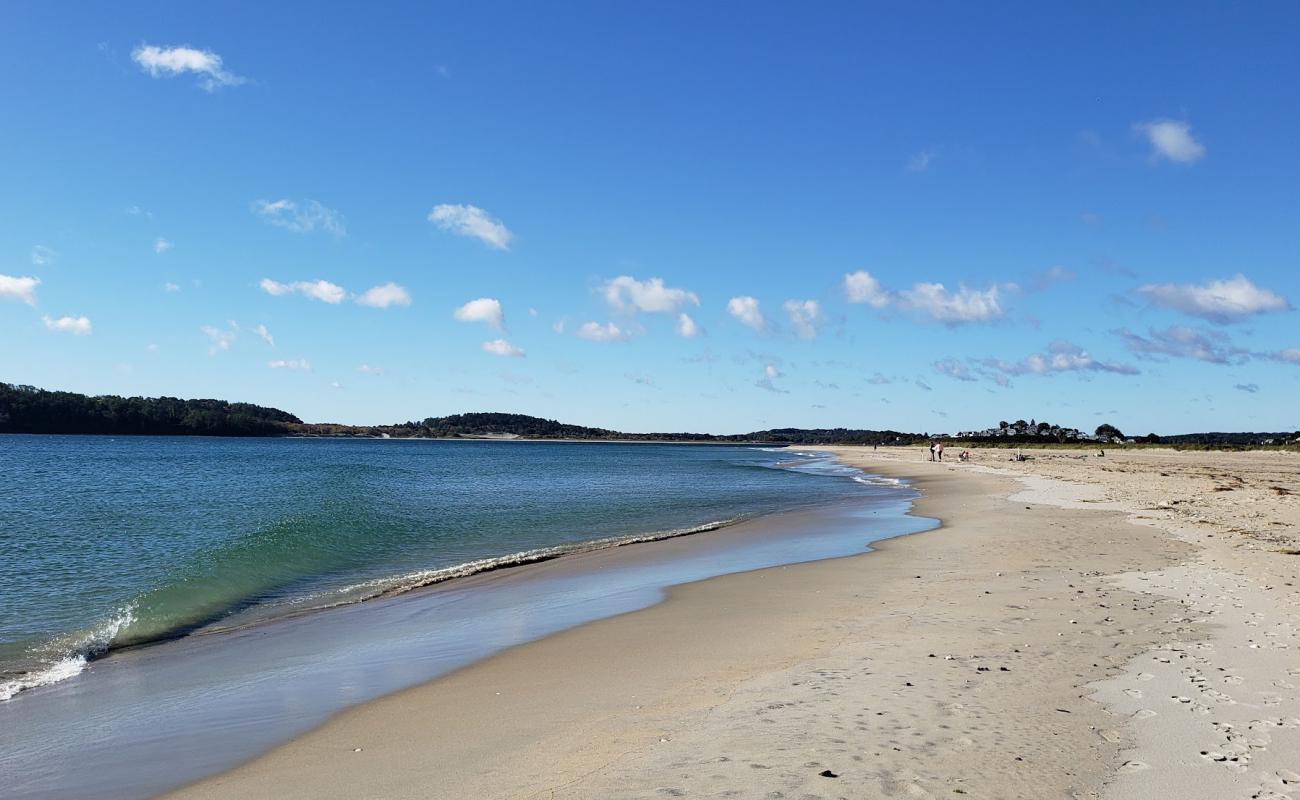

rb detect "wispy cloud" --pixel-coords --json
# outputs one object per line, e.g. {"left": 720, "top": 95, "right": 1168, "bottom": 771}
{"left": 1234, "top": 383, "right": 1260, "bottom": 393}
{"left": 453, "top": 297, "right": 504, "bottom": 329}
{"left": 43, "top": 315, "right": 92, "bottom": 335}
{"left": 260, "top": 278, "right": 347, "bottom": 304}
{"left": 1117, "top": 325, "right": 1247, "bottom": 365}
{"left": 1135, "top": 274, "right": 1288, "bottom": 323}
{"left": 0, "top": 274, "right": 39, "bottom": 305}
{"left": 906, "top": 150, "right": 936, "bottom": 172}
{"left": 253, "top": 199, "right": 345, "bottom": 237}
{"left": 357, "top": 364, "right": 385, "bottom": 375}
{"left": 933, "top": 357, "right": 977, "bottom": 381}
{"left": 163, "top": 282, "right": 181, "bottom": 293}
{"left": 1267, "top": 348, "right": 1300, "bottom": 365}
{"left": 31, "top": 245, "right": 56, "bottom": 266}
{"left": 356, "top": 282, "right": 412, "bottom": 308}
{"left": 481, "top": 339, "right": 525, "bottom": 357}
{"left": 154, "top": 238, "right": 173, "bottom": 254}
{"left": 132, "top": 44, "right": 245, "bottom": 91}
{"left": 428, "top": 204, "right": 512, "bottom": 250}
{"left": 984, "top": 340, "right": 1140, "bottom": 377}
{"left": 726, "top": 296, "right": 765, "bottom": 331}
{"left": 783, "top": 299, "right": 823, "bottom": 340}
{"left": 268, "top": 359, "right": 311, "bottom": 371}
{"left": 253, "top": 324, "right": 274, "bottom": 346}
{"left": 1028, "top": 265, "right": 1076, "bottom": 292}
{"left": 755, "top": 364, "right": 787, "bottom": 393}
{"left": 201, "top": 323, "right": 237, "bottom": 354}
{"left": 1133, "top": 119, "right": 1205, "bottom": 163}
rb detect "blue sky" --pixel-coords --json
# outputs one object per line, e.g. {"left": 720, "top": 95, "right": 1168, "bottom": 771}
{"left": 3, "top": 2, "right": 1298, "bottom": 434}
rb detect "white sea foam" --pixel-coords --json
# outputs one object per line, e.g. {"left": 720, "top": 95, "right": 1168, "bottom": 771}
{"left": 0, "top": 606, "right": 135, "bottom": 702}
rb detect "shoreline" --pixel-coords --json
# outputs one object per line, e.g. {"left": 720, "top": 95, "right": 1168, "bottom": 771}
{"left": 168, "top": 449, "right": 1195, "bottom": 799}
{"left": 2, "top": 452, "right": 930, "bottom": 800}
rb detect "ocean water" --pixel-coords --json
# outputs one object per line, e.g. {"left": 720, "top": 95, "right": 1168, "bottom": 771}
{"left": 0, "top": 436, "right": 931, "bottom": 799}
{"left": 1, "top": 436, "right": 897, "bottom": 700}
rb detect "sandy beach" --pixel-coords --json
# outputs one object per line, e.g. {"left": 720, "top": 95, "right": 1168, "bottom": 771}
{"left": 168, "top": 447, "right": 1299, "bottom": 800}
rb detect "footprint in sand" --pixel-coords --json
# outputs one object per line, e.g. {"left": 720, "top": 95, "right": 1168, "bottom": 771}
{"left": 1124, "top": 689, "right": 1144, "bottom": 698}
{"left": 1099, "top": 729, "right": 1124, "bottom": 743}
{"left": 1133, "top": 709, "right": 1158, "bottom": 720}
{"left": 1118, "top": 760, "right": 1150, "bottom": 773}
{"left": 1137, "top": 672, "right": 1155, "bottom": 681}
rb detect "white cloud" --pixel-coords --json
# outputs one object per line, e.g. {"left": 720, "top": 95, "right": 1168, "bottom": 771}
{"left": 132, "top": 44, "right": 245, "bottom": 91}
{"left": 42, "top": 315, "right": 92, "bottom": 335}
{"left": 428, "top": 204, "right": 512, "bottom": 250}
{"left": 843, "top": 270, "right": 890, "bottom": 308}
{"left": 727, "top": 296, "right": 765, "bottom": 330}
{"left": 260, "top": 278, "right": 347, "bottom": 304}
{"left": 163, "top": 282, "right": 181, "bottom": 293}
{"left": 1134, "top": 119, "right": 1205, "bottom": 163}
{"left": 253, "top": 324, "right": 274, "bottom": 346}
{"left": 201, "top": 323, "right": 237, "bottom": 354}
{"left": 898, "top": 282, "right": 1005, "bottom": 323}
{"left": 356, "top": 282, "right": 412, "bottom": 309}
{"left": 252, "top": 199, "right": 345, "bottom": 237}
{"left": 268, "top": 359, "right": 311, "bottom": 371}
{"left": 0, "top": 274, "right": 40, "bottom": 305}
{"left": 357, "top": 364, "right": 385, "bottom": 375}
{"left": 146, "top": 343, "right": 160, "bottom": 352}
{"left": 481, "top": 339, "right": 525, "bottom": 357}
{"left": 575, "top": 321, "right": 633, "bottom": 342}
{"left": 1136, "top": 274, "right": 1288, "bottom": 323}
{"left": 453, "top": 297, "right": 504, "bottom": 329}
{"left": 764, "top": 364, "right": 781, "bottom": 379}
{"left": 1274, "top": 348, "right": 1300, "bottom": 365}
{"left": 601, "top": 276, "right": 699, "bottom": 314}
{"left": 31, "top": 245, "right": 55, "bottom": 266}
{"left": 783, "top": 299, "right": 823, "bottom": 340}
{"left": 676, "top": 313, "right": 701, "bottom": 338}
{"left": 154, "top": 237, "right": 173, "bottom": 254}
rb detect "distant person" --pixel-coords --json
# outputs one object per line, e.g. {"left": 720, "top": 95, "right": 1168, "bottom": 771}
{"left": 928, "top": 441, "right": 936, "bottom": 461}
{"left": 936, "top": 442, "right": 944, "bottom": 461}
{"left": 960, "top": 449, "right": 971, "bottom": 462}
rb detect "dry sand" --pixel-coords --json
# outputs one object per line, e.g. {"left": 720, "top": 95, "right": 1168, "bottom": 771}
{"left": 168, "top": 447, "right": 1299, "bottom": 800}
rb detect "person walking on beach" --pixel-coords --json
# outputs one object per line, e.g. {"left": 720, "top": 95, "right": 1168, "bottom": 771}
{"left": 928, "top": 441, "right": 936, "bottom": 461}
{"left": 936, "top": 441, "right": 944, "bottom": 461}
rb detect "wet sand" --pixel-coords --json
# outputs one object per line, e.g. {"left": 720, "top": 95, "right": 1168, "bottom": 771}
{"left": 164, "top": 447, "right": 1296, "bottom": 799}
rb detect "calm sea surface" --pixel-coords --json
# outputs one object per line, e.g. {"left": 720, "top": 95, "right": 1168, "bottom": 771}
{"left": 0, "top": 436, "right": 932, "bottom": 798}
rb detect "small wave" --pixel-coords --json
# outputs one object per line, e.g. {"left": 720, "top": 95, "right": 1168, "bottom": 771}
{"left": 293, "top": 518, "right": 746, "bottom": 609}
{"left": 1, "top": 607, "right": 135, "bottom": 702}
{"left": 1, "top": 520, "right": 746, "bottom": 702}
{"left": 853, "top": 474, "right": 905, "bottom": 487}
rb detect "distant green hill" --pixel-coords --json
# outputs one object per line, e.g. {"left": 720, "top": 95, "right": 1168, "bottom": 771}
{"left": 0, "top": 383, "right": 301, "bottom": 437}
{"left": 4, "top": 382, "right": 1292, "bottom": 447}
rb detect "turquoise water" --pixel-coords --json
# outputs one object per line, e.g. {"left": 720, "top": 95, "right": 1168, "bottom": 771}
{"left": 0, "top": 436, "right": 900, "bottom": 700}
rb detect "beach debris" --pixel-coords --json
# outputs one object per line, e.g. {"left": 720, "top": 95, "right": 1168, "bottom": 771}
{"left": 353, "top": 748, "right": 363, "bottom": 752}
{"left": 818, "top": 769, "right": 839, "bottom": 778}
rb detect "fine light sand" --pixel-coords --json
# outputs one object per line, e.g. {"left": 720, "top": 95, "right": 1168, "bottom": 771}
{"left": 168, "top": 447, "right": 1299, "bottom": 800}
